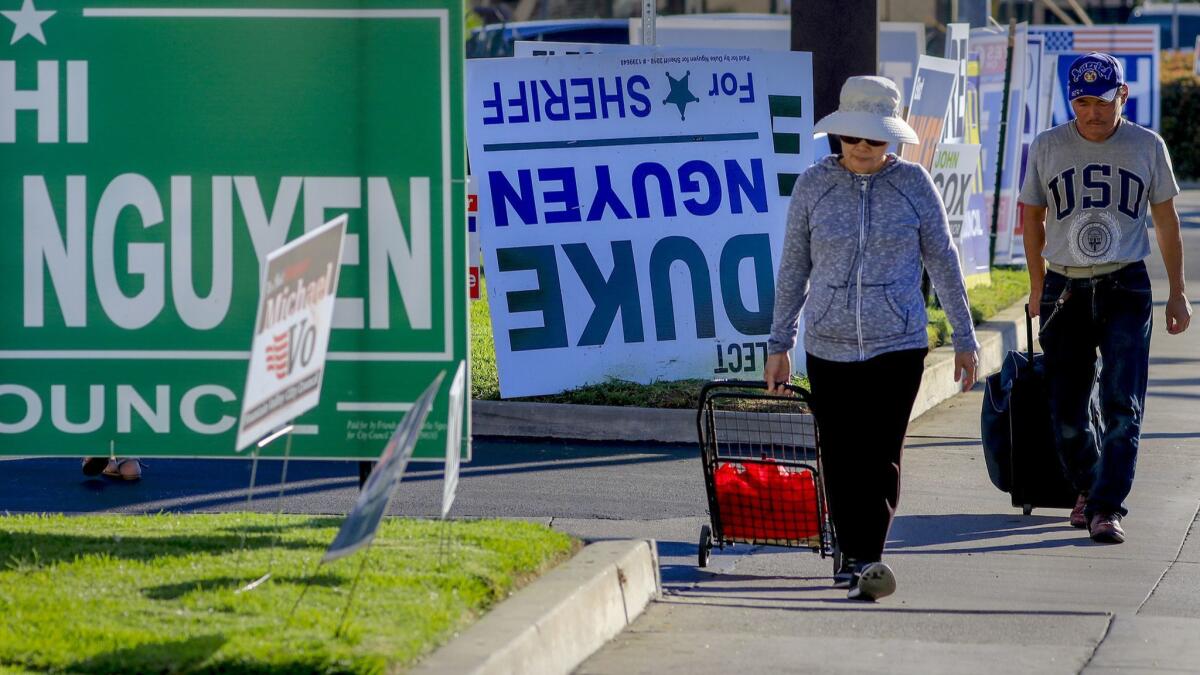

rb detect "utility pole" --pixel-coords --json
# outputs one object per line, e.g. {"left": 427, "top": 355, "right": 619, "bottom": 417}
{"left": 791, "top": 0, "right": 879, "bottom": 154}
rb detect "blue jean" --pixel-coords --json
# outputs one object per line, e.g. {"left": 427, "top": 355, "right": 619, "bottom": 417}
{"left": 1038, "top": 261, "right": 1153, "bottom": 519}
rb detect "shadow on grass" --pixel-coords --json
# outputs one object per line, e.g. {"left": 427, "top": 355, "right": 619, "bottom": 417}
{"left": 142, "top": 573, "right": 343, "bottom": 600}
{"left": 0, "top": 531, "right": 321, "bottom": 568}
{"left": 67, "top": 634, "right": 227, "bottom": 674}
{"left": 218, "top": 516, "right": 345, "bottom": 535}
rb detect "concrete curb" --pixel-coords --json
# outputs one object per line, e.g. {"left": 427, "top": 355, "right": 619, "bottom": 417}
{"left": 472, "top": 302, "right": 1032, "bottom": 442}
{"left": 413, "top": 539, "right": 661, "bottom": 675}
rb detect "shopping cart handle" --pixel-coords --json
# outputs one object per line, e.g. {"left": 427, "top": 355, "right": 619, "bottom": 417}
{"left": 698, "top": 378, "right": 812, "bottom": 404}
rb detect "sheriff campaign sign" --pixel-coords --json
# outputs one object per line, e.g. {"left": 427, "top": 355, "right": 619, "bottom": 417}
{"left": 467, "top": 49, "right": 812, "bottom": 397}
{"left": 0, "top": 1, "right": 467, "bottom": 460}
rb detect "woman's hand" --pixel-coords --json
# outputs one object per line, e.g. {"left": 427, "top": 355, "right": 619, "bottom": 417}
{"left": 954, "top": 350, "right": 979, "bottom": 392}
{"left": 765, "top": 352, "right": 792, "bottom": 395}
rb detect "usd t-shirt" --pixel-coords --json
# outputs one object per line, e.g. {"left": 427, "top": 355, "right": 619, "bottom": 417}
{"left": 1019, "top": 119, "right": 1179, "bottom": 266}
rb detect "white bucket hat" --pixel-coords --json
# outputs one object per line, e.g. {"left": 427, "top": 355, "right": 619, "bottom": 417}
{"left": 813, "top": 76, "right": 919, "bottom": 145}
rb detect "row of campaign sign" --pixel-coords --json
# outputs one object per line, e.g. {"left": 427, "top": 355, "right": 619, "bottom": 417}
{"left": 1, "top": 4, "right": 1166, "bottom": 454}
{"left": 467, "top": 22, "right": 1164, "bottom": 398}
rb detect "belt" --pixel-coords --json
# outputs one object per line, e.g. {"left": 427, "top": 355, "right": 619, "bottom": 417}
{"left": 1046, "top": 261, "right": 1129, "bottom": 279}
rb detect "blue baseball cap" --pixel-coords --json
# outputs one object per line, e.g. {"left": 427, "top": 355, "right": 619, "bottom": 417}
{"left": 1068, "top": 52, "right": 1124, "bottom": 102}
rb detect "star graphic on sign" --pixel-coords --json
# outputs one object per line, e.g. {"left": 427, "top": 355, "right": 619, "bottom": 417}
{"left": 663, "top": 71, "right": 700, "bottom": 121}
{"left": 2, "top": 0, "right": 55, "bottom": 45}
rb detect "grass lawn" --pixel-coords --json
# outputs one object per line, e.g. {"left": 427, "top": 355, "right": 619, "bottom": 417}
{"left": 472, "top": 269, "right": 1029, "bottom": 407}
{"left": 0, "top": 513, "right": 575, "bottom": 674}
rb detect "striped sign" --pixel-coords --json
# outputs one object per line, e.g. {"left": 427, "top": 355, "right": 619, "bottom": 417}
{"left": 1029, "top": 25, "right": 1161, "bottom": 131}
{"left": 1035, "top": 25, "right": 1158, "bottom": 53}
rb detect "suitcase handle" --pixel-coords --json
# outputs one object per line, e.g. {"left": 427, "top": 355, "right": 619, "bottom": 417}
{"left": 1025, "top": 303, "right": 1034, "bottom": 362}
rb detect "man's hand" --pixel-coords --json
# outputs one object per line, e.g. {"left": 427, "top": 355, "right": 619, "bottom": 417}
{"left": 1027, "top": 285, "right": 1042, "bottom": 318}
{"left": 1166, "top": 294, "right": 1192, "bottom": 334}
{"left": 765, "top": 352, "right": 792, "bottom": 395}
{"left": 955, "top": 350, "right": 979, "bottom": 392}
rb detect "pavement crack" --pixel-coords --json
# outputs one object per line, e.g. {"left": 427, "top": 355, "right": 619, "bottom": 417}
{"left": 1078, "top": 612, "right": 1116, "bottom": 674}
{"left": 1135, "top": 500, "right": 1200, "bottom": 615}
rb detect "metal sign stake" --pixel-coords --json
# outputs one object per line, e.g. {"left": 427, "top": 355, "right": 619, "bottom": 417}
{"left": 236, "top": 422, "right": 294, "bottom": 593}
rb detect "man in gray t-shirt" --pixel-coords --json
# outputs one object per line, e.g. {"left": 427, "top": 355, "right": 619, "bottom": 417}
{"left": 1019, "top": 52, "right": 1191, "bottom": 544}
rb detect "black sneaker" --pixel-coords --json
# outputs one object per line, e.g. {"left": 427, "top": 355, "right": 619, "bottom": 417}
{"left": 81, "top": 457, "right": 108, "bottom": 476}
{"left": 847, "top": 562, "right": 896, "bottom": 601}
{"left": 832, "top": 556, "right": 859, "bottom": 589}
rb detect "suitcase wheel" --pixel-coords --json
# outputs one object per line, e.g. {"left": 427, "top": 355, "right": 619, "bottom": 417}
{"left": 1022, "top": 504, "right": 1033, "bottom": 516}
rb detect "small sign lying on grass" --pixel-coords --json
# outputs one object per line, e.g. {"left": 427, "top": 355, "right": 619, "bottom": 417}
{"left": 323, "top": 371, "right": 444, "bottom": 563}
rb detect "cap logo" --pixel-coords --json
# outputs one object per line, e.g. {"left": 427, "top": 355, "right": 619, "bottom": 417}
{"left": 1071, "top": 60, "right": 1114, "bottom": 85}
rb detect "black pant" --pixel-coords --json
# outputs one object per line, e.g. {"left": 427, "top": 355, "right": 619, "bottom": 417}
{"left": 806, "top": 348, "right": 927, "bottom": 563}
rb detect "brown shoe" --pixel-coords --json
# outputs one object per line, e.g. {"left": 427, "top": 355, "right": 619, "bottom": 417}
{"left": 1089, "top": 512, "right": 1125, "bottom": 544}
{"left": 1070, "top": 494, "right": 1088, "bottom": 529}
{"left": 102, "top": 458, "right": 142, "bottom": 481}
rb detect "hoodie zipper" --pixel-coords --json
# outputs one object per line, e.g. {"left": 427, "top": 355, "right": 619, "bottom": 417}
{"left": 855, "top": 177, "right": 868, "bottom": 360}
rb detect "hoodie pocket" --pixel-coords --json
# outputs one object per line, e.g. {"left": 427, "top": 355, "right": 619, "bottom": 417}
{"left": 808, "top": 286, "right": 856, "bottom": 342}
{"left": 860, "top": 284, "right": 910, "bottom": 341}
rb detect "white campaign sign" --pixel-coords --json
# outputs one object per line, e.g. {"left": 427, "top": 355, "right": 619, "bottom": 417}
{"left": 511, "top": 42, "right": 818, "bottom": 173}
{"left": 930, "top": 143, "right": 984, "bottom": 277}
{"left": 879, "top": 22, "right": 926, "bottom": 105}
{"left": 943, "top": 23, "right": 970, "bottom": 142}
{"left": 236, "top": 215, "right": 347, "bottom": 450}
{"left": 442, "top": 360, "right": 466, "bottom": 518}
{"left": 467, "top": 48, "right": 813, "bottom": 397}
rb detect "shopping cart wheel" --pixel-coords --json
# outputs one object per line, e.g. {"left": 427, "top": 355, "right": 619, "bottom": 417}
{"left": 1022, "top": 504, "right": 1033, "bottom": 516}
{"left": 830, "top": 542, "right": 842, "bottom": 577}
{"left": 698, "top": 525, "right": 712, "bottom": 568}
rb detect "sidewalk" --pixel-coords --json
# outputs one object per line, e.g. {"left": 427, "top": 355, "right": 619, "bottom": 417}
{"left": 569, "top": 275, "right": 1200, "bottom": 674}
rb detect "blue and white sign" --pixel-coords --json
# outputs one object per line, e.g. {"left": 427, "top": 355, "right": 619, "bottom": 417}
{"left": 971, "top": 25, "right": 1027, "bottom": 265}
{"left": 467, "top": 49, "right": 813, "bottom": 397}
{"left": 880, "top": 22, "right": 925, "bottom": 105}
{"left": 930, "top": 143, "right": 987, "bottom": 283}
{"left": 943, "top": 23, "right": 971, "bottom": 142}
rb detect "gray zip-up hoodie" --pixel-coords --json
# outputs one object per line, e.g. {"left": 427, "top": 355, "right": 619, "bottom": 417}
{"left": 768, "top": 154, "right": 978, "bottom": 362}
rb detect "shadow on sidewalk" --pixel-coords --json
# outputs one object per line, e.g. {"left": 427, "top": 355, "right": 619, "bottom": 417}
{"left": 885, "top": 512, "right": 1094, "bottom": 554}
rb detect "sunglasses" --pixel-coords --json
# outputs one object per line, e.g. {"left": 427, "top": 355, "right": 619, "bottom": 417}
{"left": 838, "top": 135, "right": 889, "bottom": 147}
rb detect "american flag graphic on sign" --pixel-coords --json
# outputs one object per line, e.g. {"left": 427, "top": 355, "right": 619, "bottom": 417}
{"left": 1034, "top": 26, "right": 1158, "bottom": 53}
{"left": 266, "top": 331, "right": 289, "bottom": 379}
{"left": 1030, "top": 25, "right": 1161, "bottom": 131}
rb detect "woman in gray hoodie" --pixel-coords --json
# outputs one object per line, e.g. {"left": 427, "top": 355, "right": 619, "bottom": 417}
{"left": 764, "top": 76, "right": 979, "bottom": 601}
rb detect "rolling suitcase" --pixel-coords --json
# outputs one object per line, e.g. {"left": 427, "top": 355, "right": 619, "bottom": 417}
{"left": 982, "top": 305, "right": 1097, "bottom": 515}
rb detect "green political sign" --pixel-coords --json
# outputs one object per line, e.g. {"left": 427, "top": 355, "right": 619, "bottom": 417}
{"left": 0, "top": 0, "right": 468, "bottom": 460}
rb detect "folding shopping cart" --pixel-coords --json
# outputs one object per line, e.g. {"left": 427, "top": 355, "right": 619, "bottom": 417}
{"left": 696, "top": 380, "right": 838, "bottom": 571}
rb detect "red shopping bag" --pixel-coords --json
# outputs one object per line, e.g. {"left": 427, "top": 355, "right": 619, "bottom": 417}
{"left": 714, "top": 460, "right": 819, "bottom": 543}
